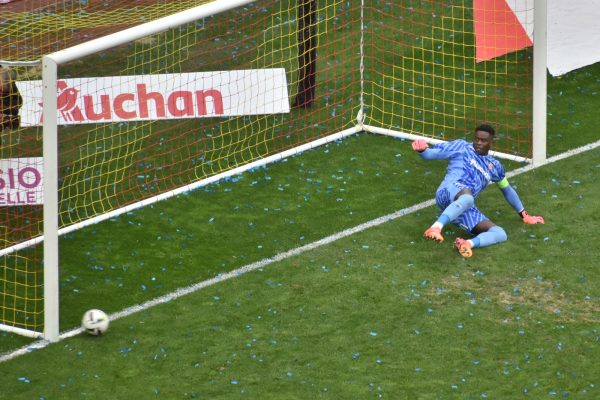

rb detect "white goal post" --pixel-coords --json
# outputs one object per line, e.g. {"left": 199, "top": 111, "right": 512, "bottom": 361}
{"left": 40, "top": 0, "right": 262, "bottom": 343}
{"left": 0, "top": 0, "right": 547, "bottom": 341}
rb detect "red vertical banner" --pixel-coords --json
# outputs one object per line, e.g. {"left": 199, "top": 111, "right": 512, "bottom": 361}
{"left": 474, "top": 0, "right": 532, "bottom": 62}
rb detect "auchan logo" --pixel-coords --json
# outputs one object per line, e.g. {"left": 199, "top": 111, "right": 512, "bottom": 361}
{"left": 17, "top": 69, "right": 290, "bottom": 127}
{"left": 39, "top": 80, "right": 224, "bottom": 123}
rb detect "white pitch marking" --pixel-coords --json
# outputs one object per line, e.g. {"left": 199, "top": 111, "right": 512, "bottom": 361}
{"left": 2, "top": 138, "right": 599, "bottom": 363}
{"left": 0, "top": 199, "right": 434, "bottom": 363}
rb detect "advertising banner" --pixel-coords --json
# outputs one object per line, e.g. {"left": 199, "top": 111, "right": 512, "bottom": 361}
{"left": 16, "top": 69, "right": 290, "bottom": 127}
{"left": 0, "top": 158, "right": 44, "bottom": 206}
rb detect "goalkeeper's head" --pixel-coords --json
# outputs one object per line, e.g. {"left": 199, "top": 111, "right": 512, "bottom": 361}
{"left": 473, "top": 123, "right": 495, "bottom": 155}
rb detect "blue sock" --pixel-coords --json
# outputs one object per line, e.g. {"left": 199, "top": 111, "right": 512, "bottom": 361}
{"left": 472, "top": 226, "right": 507, "bottom": 248}
{"left": 437, "top": 194, "right": 474, "bottom": 226}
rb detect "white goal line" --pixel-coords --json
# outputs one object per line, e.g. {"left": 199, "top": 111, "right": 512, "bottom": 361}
{"left": 2, "top": 137, "right": 600, "bottom": 363}
{"left": 1, "top": 197, "right": 436, "bottom": 363}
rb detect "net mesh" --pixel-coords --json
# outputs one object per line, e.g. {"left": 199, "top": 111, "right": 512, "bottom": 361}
{"left": 0, "top": 0, "right": 532, "bottom": 333}
{"left": 363, "top": 1, "right": 533, "bottom": 154}
{"left": 0, "top": 0, "right": 219, "bottom": 62}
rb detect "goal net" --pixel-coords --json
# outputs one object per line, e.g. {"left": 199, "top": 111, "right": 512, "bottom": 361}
{"left": 0, "top": 0, "right": 535, "bottom": 339}
{"left": 362, "top": 1, "right": 534, "bottom": 159}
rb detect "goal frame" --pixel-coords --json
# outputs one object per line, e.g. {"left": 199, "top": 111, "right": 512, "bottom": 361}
{"left": 0, "top": 0, "right": 547, "bottom": 341}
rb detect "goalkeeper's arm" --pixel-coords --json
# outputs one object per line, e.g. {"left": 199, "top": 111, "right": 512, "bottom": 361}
{"left": 498, "top": 178, "right": 545, "bottom": 224}
{"left": 411, "top": 139, "right": 451, "bottom": 160}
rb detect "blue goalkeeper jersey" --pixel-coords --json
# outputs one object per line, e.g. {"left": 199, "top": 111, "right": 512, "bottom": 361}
{"left": 420, "top": 139, "right": 505, "bottom": 197}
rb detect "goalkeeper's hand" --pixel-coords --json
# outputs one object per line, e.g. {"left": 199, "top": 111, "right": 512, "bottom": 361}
{"left": 519, "top": 210, "right": 545, "bottom": 224}
{"left": 412, "top": 140, "right": 428, "bottom": 153}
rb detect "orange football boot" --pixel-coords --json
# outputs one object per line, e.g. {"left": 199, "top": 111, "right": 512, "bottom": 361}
{"left": 424, "top": 226, "right": 444, "bottom": 243}
{"left": 454, "top": 238, "right": 473, "bottom": 258}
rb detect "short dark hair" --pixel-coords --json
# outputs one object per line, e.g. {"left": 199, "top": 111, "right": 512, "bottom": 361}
{"left": 475, "top": 123, "right": 495, "bottom": 136}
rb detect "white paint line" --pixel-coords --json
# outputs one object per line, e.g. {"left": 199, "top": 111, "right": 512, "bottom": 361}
{"left": 0, "top": 199, "right": 434, "bottom": 363}
{"left": 2, "top": 137, "right": 599, "bottom": 363}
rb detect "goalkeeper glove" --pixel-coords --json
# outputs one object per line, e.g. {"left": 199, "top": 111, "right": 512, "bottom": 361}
{"left": 412, "top": 140, "right": 428, "bottom": 153}
{"left": 519, "top": 210, "right": 545, "bottom": 224}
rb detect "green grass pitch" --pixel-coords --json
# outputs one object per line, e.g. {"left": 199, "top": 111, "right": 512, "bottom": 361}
{"left": 2, "top": 86, "right": 600, "bottom": 397}
{"left": 2, "top": 4, "right": 600, "bottom": 400}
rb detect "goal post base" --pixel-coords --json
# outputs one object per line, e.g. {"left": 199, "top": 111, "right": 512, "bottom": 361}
{"left": 0, "top": 323, "right": 43, "bottom": 339}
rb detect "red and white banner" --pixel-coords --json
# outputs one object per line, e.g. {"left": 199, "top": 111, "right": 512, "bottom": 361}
{"left": 0, "top": 158, "right": 44, "bottom": 206}
{"left": 16, "top": 69, "right": 290, "bottom": 127}
{"left": 473, "top": 0, "right": 532, "bottom": 63}
{"left": 475, "top": 0, "right": 600, "bottom": 76}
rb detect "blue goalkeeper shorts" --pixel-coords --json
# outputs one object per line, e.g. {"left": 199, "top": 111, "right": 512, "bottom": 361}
{"left": 435, "top": 182, "right": 488, "bottom": 233}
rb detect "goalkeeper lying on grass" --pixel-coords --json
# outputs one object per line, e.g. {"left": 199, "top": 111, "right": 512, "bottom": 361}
{"left": 412, "top": 123, "right": 544, "bottom": 258}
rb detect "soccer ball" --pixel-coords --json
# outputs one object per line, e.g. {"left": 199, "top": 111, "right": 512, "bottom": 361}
{"left": 81, "top": 309, "right": 110, "bottom": 336}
